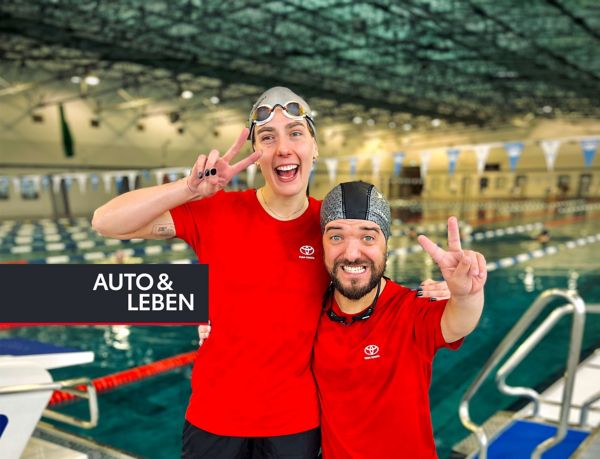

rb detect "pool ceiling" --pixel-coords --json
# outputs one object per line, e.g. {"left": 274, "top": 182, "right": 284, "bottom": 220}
{"left": 1, "top": 0, "right": 599, "bottom": 128}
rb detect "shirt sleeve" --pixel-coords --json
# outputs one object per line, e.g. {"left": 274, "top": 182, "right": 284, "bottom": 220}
{"left": 413, "top": 295, "right": 463, "bottom": 361}
{"left": 169, "top": 194, "right": 218, "bottom": 252}
{"left": 170, "top": 202, "right": 197, "bottom": 249}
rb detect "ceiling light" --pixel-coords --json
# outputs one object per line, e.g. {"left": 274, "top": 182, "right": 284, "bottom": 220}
{"left": 431, "top": 118, "right": 441, "bottom": 127}
{"left": 181, "top": 90, "right": 194, "bottom": 99}
{"left": 70, "top": 76, "right": 81, "bottom": 84}
{"left": 366, "top": 118, "right": 375, "bottom": 126}
{"left": 542, "top": 105, "right": 552, "bottom": 113}
{"left": 312, "top": 110, "right": 318, "bottom": 117}
{"left": 352, "top": 116, "right": 363, "bottom": 124}
{"left": 84, "top": 75, "right": 100, "bottom": 86}
{"left": 210, "top": 96, "right": 220, "bottom": 105}
{"left": 402, "top": 123, "right": 412, "bottom": 131}
{"left": 388, "top": 121, "right": 397, "bottom": 129}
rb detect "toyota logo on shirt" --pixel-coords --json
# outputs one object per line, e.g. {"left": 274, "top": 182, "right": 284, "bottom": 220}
{"left": 364, "top": 344, "right": 381, "bottom": 360}
{"left": 364, "top": 344, "right": 379, "bottom": 356}
{"left": 300, "top": 245, "right": 315, "bottom": 256}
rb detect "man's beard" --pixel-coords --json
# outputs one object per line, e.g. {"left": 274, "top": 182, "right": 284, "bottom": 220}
{"left": 330, "top": 257, "right": 386, "bottom": 301}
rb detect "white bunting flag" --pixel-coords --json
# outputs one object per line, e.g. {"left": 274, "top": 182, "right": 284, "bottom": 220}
{"left": 325, "top": 158, "right": 339, "bottom": 185}
{"left": 128, "top": 171, "right": 138, "bottom": 190}
{"left": 154, "top": 170, "right": 165, "bottom": 185}
{"left": 474, "top": 145, "right": 491, "bottom": 175}
{"left": 371, "top": 155, "right": 381, "bottom": 180}
{"left": 102, "top": 173, "right": 113, "bottom": 193}
{"left": 540, "top": 140, "right": 561, "bottom": 171}
{"left": 420, "top": 151, "right": 432, "bottom": 178}
{"left": 75, "top": 173, "right": 88, "bottom": 194}
{"left": 52, "top": 175, "right": 63, "bottom": 194}
{"left": 12, "top": 177, "right": 21, "bottom": 195}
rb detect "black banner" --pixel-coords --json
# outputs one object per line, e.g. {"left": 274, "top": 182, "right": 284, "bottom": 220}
{"left": 0, "top": 265, "right": 208, "bottom": 324}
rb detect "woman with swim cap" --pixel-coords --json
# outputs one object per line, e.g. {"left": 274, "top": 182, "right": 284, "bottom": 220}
{"left": 95, "top": 87, "right": 327, "bottom": 457}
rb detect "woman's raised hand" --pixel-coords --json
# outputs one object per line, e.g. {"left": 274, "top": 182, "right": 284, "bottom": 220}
{"left": 186, "top": 128, "right": 262, "bottom": 198}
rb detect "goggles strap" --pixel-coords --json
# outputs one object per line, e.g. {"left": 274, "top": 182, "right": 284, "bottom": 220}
{"left": 324, "top": 278, "right": 382, "bottom": 326}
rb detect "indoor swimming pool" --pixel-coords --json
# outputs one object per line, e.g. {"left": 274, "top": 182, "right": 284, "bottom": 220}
{"left": 1, "top": 206, "right": 600, "bottom": 458}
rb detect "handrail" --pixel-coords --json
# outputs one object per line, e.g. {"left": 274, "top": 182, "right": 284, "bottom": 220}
{"left": 0, "top": 377, "right": 98, "bottom": 429}
{"left": 496, "top": 304, "right": 575, "bottom": 417}
{"left": 580, "top": 389, "right": 600, "bottom": 427}
{"left": 459, "top": 288, "right": 585, "bottom": 459}
{"left": 500, "top": 305, "right": 600, "bottom": 430}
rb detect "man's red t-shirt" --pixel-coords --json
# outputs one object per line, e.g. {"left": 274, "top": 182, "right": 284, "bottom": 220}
{"left": 170, "top": 190, "right": 329, "bottom": 436}
{"left": 313, "top": 280, "right": 462, "bottom": 458}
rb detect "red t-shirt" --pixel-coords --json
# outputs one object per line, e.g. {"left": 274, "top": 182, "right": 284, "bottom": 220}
{"left": 170, "top": 190, "right": 329, "bottom": 436}
{"left": 313, "top": 280, "right": 463, "bottom": 459}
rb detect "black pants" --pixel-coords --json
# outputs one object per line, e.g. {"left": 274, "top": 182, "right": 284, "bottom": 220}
{"left": 181, "top": 420, "right": 321, "bottom": 459}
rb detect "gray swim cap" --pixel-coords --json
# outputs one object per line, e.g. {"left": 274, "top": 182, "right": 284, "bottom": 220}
{"left": 248, "top": 86, "right": 316, "bottom": 141}
{"left": 320, "top": 181, "right": 392, "bottom": 240}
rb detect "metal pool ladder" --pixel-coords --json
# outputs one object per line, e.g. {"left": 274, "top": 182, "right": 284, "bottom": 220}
{"left": 459, "top": 288, "right": 600, "bottom": 459}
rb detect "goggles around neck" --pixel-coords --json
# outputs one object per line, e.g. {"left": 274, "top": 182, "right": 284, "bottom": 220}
{"left": 322, "top": 279, "right": 382, "bottom": 326}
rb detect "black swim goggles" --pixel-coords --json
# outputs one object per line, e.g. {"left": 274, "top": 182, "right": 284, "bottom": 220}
{"left": 322, "top": 279, "right": 382, "bottom": 326}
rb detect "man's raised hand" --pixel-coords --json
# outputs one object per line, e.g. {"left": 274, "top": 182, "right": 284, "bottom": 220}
{"left": 417, "top": 216, "right": 487, "bottom": 298}
{"left": 186, "top": 128, "right": 262, "bottom": 198}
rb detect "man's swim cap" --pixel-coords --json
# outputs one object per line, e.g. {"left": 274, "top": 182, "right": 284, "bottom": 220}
{"left": 320, "top": 181, "right": 391, "bottom": 240}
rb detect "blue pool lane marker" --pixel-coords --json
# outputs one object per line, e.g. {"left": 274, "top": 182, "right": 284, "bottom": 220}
{"left": 485, "top": 233, "right": 600, "bottom": 272}
{"left": 388, "top": 222, "right": 544, "bottom": 257}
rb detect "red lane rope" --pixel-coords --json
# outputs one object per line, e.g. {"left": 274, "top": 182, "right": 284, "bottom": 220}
{"left": 544, "top": 212, "right": 600, "bottom": 227}
{"left": 49, "top": 350, "right": 197, "bottom": 406}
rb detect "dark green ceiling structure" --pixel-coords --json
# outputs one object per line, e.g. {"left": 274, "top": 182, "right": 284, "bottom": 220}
{"left": 1, "top": 0, "right": 599, "bottom": 129}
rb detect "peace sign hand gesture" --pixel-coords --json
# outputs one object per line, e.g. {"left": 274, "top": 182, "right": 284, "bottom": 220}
{"left": 417, "top": 217, "right": 487, "bottom": 298}
{"left": 186, "top": 128, "right": 262, "bottom": 199}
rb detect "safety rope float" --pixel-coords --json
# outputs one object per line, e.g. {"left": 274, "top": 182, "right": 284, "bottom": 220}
{"left": 48, "top": 350, "right": 197, "bottom": 406}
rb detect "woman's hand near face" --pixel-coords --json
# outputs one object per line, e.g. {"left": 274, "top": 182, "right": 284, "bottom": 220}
{"left": 418, "top": 279, "right": 451, "bottom": 300}
{"left": 186, "top": 128, "right": 262, "bottom": 200}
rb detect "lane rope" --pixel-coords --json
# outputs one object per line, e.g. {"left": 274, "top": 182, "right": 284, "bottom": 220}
{"left": 48, "top": 350, "right": 197, "bottom": 406}
{"left": 486, "top": 233, "right": 600, "bottom": 272}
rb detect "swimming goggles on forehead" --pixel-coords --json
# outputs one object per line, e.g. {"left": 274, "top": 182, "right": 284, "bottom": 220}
{"left": 251, "top": 101, "right": 309, "bottom": 126}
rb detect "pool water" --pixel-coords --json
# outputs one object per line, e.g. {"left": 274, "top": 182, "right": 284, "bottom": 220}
{"left": 1, "top": 211, "right": 599, "bottom": 458}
